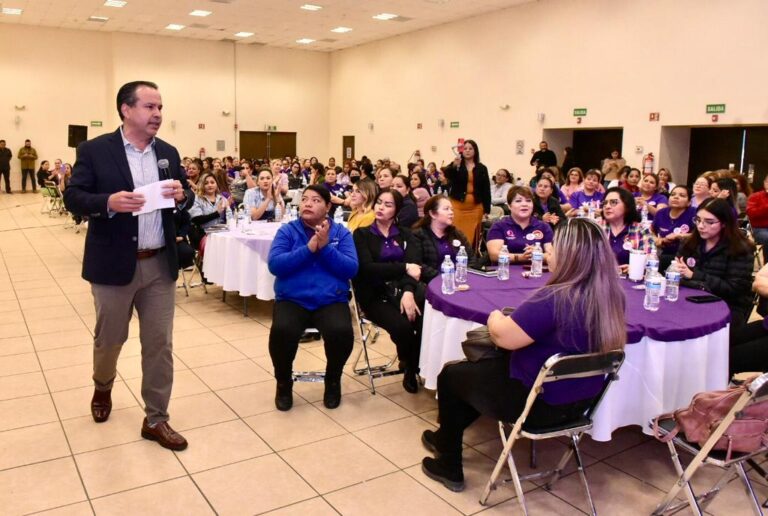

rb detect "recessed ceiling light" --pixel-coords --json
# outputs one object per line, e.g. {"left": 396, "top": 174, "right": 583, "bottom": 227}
{"left": 88, "top": 15, "right": 109, "bottom": 22}
{"left": 296, "top": 38, "right": 315, "bottom": 44}
{"left": 189, "top": 10, "right": 212, "bottom": 17}
{"left": 300, "top": 4, "right": 322, "bottom": 11}
{"left": 104, "top": 0, "right": 127, "bottom": 7}
{"left": 166, "top": 24, "right": 185, "bottom": 30}
{"left": 2, "top": 7, "right": 23, "bottom": 15}
{"left": 330, "top": 26, "right": 352, "bottom": 33}
{"left": 372, "top": 13, "right": 398, "bottom": 21}
{"left": 234, "top": 31, "right": 254, "bottom": 38}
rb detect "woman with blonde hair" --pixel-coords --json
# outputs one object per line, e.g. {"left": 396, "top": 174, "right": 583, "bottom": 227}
{"left": 347, "top": 179, "right": 377, "bottom": 232}
{"left": 421, "top": 218, "right": 626, "bottom": 492}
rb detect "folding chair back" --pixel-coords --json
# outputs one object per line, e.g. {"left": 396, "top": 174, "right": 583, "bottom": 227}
{"left": 480, "top": 350, "right": 625, "bottom": 515}
{"left": 652, "top": 372, "right": 768, "bottom": 515}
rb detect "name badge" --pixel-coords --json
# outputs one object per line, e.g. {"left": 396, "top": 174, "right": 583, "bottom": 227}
{"left": 686, "top": 257, "right": 696, "bottom": 267}
{"left": 623, "top": 241, "right": 634, "bottom": 251}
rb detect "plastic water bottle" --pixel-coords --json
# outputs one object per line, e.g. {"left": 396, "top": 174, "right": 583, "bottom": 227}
{"left": 225, "top": 205, "right": 234, "bottom": 229}
{"left": 587, "top": 202, "right": 595, "bottom": 220}
{"left": 334, "top": 207, "right": 344, "bottom": 226}
{"left": 274, "top": 203, "right": 283, "bottom": 223}
{"left": 645, "top": 243, "right": 659, "bottom": 279}
{"left": 641, "top": 204, "right": 650, "bottom": 228}
{"left": 441, "top": 256, "right": 456, "bottom": 295}
{"left": 497, "top": 245, "right": 510, "bottom": 281}
{"left": 455, "top": 246, "right": 468, "bottom": 284}
{"left": 643, "top": 271, "right": 662, "bottom": 311}
{"left": 291, "top": 206, "right": 298, "bottom": 221}
{"left": 530, "top": 242, "right": 543, "bottom": 278}
{"left": 665, "top": 262, "right": 680, "bottom": 302}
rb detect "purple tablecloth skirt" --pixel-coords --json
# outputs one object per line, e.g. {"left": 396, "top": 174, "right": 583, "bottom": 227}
{"left": 426, "top": 269, "right": 730, "bottom": 344}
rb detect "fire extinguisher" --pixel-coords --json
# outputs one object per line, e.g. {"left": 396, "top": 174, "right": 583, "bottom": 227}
{"left": 643, "top": 152, "right": 655, "bottom": 175}
{"left": 199, "top": 147, "right": 206, "bottom": 160}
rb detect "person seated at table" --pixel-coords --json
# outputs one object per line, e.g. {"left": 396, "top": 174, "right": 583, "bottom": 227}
{"left": 634, "top": 173, "right": 668, "bottom": 220}
{"left": 421, "top": 218, "right": 627, "bottom": 492}
{"left": 410, "top": 171, "right": 432, "bottom": 217}
{"left": 288, "top": 162, "right": 306, "bottom": 190}
{"left": 243, "top": 168, "right": 285, "bottom": 221}
{"left": 602, "top": 187, "right": 652, "bottom": 272}
{"left": 353, "top": 190, "right": 424, "bottom": 393}
{"left": 174, "top": 207, "right": 195, "bottom": 270}
{"left": 189, "top": 172, "right": 227, "bottom": 249}
{"left": 532, "top": 176, "right": 566, "bottom": 229}
{"left": 691, "top": 175, "right": 712, "bottom": 208}
{"left": 675, "top": 198, "right": 755, "bottom": 335}
{"left": 185, "top": 159, "right": 203, "bottom": 193}
{"left": 730, "top": 263, "right": 768, "bottom": 376}
{"left": 566, "top": 169, "right": 604, "bottom": 217}
{"left": 391, "top": 175, "right": 420, "bottom": 228}
{"left": 539, "top": 168, "right": 570, "bottom": 207}
{"left": 710, "top": 177, "right": 739, "bottom": 216}
{"left": 413, "top": 195, "right": 477, "bottom": 284}
{"left": 377, "top": 167, "right": 395, "bottom": 190}
{"left": 652, "top": 185, "right": 696, "bottom": 271}
{"left": 486, "top": 186, "right": 553, "bottom": 264}
{"left": 323, "top": 167, "right": 348, "bottom": 218}
{"left": 309, "top": 162, "right": 325, "bottom": 186}
{"left": 268, "top": 185, "right": 358, "bottom": 411}
{"left": 618, "top": 167, "right": 641, "bottom": 194}
{"left": 230, "top": 160, "right": 256, "bottom": 207}
{"left": 346, "top": 180, "right": 377, "bottom": 232}
{"left": 491, "top": 169, "right": 513, "bottom": 214}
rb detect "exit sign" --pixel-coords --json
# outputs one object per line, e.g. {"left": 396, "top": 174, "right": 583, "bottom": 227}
{"left": 450, "top": 121, "right": 460, "bottom": 128}
{"left": 573, "top": 108, "right": 587, "bottom": 117}
{"left": 706, "top": 104, "right": 726, "bottom": 114}
{"left": 90, "top": 121, "right": 102, "bottom": 127}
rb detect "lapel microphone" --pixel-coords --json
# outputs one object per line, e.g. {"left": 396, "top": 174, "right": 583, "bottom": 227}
{"left": 157, "top": 158, "right": 170, "bottom": 180}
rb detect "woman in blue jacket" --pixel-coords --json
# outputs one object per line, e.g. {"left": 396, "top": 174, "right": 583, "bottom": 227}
{"left": 267, "top": 185, "right": 359, "bottom": 411}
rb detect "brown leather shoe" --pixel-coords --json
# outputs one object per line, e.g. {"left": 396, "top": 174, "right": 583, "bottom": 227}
{"left": 141, "top": 418, "right": 188, "bottom": 451}
{"left": 91, "top": 389, "right": 112, "bottom": 423}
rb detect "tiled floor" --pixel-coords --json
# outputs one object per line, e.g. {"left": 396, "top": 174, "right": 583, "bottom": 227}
{"left": 0, "top": 193, "right": 765, "bottom": 515}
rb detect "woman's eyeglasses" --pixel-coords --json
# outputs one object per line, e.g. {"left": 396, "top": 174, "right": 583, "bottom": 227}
{"left": 601, "top": 199, "right": 620, "bottom": 207}
{"left": 693, "top": 217, "right": 720, "bottom": 227}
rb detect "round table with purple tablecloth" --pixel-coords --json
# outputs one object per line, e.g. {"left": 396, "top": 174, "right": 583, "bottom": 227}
{"left": 419, "top": 270, "right": 731, "bottom": 441}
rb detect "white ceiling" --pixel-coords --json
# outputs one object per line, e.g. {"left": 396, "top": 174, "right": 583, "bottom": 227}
{"left": 0, "top": 0, "right": 535, "bottom": 52}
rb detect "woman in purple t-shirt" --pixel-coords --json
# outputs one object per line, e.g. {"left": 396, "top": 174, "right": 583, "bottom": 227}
{"left": 633, "top": 173, "right": 668, "bottom": 221}
{"left": 420, "top": 218, "right": 626, "bottom": 492}
{"left": 651, "top": 185, "right": 696, "bottom": 271}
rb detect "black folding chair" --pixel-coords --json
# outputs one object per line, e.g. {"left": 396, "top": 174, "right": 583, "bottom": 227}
{"left": 479, "top": 350, "right": 626, "bottom": 515}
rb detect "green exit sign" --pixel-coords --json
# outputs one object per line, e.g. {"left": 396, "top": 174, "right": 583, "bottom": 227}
{"left": 706, "top": 104, "right": 726, "bottom": 114}
{"left": 90, "top": 121, "right": 103, "bottom": 127}
{"left": 573, "top": 108, "right": 587, "bottom": 117}
{"left": 450, "top": 121, "right": 460, "bottom": 128}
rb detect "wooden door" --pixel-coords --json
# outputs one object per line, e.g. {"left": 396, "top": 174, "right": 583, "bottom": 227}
{"left": 342, "top": 136, "right": 355, "bottom": 161}
{"left": 269, "top": 132, "right": 297, "bottom": 160}
{"left": 239, "top": 131, "right": 269, "bottom": 161}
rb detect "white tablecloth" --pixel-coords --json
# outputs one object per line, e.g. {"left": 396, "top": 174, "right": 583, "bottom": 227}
{"left": 419, "top": 300, "right": 730, "bottom": 441}
{"left": 202, "top": 223, "right": 281, "bottom": 299}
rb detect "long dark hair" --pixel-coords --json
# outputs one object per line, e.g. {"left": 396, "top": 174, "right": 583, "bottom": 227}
{"left": 604, "top": 187, "right": 640, "bottom": 225}
{"left": 714, "top": 177, "right": 738, "bottom": 208}
{"left": 373, "top": 188, "right": 404, "bottom": 221}
{"left": 461, "top": 139, "right": 481, "bottom": 165}
{"left": 680, "top": 198, "right": 753, "bottom": 257}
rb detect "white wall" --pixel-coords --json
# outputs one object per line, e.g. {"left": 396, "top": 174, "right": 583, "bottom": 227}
{"left": 0, "top": 25, "right": 330, "bottom": 191}
{"left": 328, "top": 0, "right": 768, "bottom": 180}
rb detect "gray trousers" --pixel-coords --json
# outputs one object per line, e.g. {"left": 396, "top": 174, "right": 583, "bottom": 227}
{"left": 91, "top": 252, "right": 175, "bottom": 424}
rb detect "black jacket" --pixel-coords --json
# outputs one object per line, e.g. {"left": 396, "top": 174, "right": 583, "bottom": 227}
{"left": 412, "top": 227, "right": 477, "bottom": 284}
{"left": 64, "top": 128, "right": 194, "bottom": 285}
{"left": 398, "top": 197, "right": 419, "bottom": 228}
{"left": 530, "top": 149, "right": 557, "bottom": 167}
{"left": 677, "top": 241, "right": 754, "bottom": 323}
{"left": 445, "top": 162, "right": 491, "bottom": 213}
{"left": 533, "top": 196, "right": 566, "bottom": 228}
{"left": 352, "top": 225, "right": 420, "bottom": 308}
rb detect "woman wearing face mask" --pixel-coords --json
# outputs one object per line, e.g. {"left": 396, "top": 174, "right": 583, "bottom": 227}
{"left": 353, "top": 190, "right": 424, "bottom": 393}
{"left": 652, "top": 185, "right": 696, "bottom": 271}
{"left": 443, "top": 140, "right": 491, "bottom": 247}
{"left": 486, "top": 186, "right": 553, "bottom": 264}
{"left": 346, "top": 180, "right": 377, "bottom": 232}
{"left": 413, "top": 196, "right": 477, "bottom": 284}
{"left": 243, "top": 168, "right": 285, "bottom": 221}
{"left": 391, "top": 175, "right": 419, "bottom": 228}
{"left": 634, "top": 174, "right": 668, "bottom": 220}
{"left": 676, "top": 198, "right": 755, "bottom": 335}
{"left": 532, "top": 176, "right": 566, "bottom": 228}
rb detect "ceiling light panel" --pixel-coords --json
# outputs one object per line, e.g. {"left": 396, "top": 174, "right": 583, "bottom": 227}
{"left": 296, "top": 38, "right": 315, "bottom": 44}
{"left": 2, "top": 7, "right": 23, "bottom": 15}
{"left": 234, "top": 31, "right": 254, "bottom": 37}
{"left": 104, "top": 0, "right": 127, "bottom": 7}
{"left": 330, "top": 26, "right": 352, "bottom": 33}
{"left": 372, "top": 13, "right": 398, "bottom": 21}
{"left": 88, "top": 16, "right": 109, "bottom": 22}
{"left": 189, "top": 10, "right": 211, "bottom": 17}
{"left": 300, "top": 4, "right": 323, "bottom": 11}
{"left": 166, "top": 24, "right": 185, "bottom": 30}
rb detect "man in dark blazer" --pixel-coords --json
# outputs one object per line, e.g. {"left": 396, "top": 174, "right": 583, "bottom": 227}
{"left": 64, "top": 81, "right": 194, "bottom": 451}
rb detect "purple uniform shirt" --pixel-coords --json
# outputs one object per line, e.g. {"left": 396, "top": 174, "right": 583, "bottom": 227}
{"left": 634, "top": 192, "right": 668, "bottom": 221}
{"left": 608, "top": 225, "right": 631, "bottom": 265}
{"left": 511, "top": 291, "right": 603, "bottom": 404}
{"left": 487, "top": 217, "right": 553, "bottom": 254}
{"left": 369, "top": 223, "right": 405, "bottom": 262}
{"left": 652, "top": 206, "right": 696, "bottom": 255}
{"left": 569, "top": 190, "right": 604, "bottom": 209}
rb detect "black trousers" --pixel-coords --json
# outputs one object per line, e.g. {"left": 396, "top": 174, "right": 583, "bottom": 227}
{"left": 435, "top": 356, "right": 590, "bottom": 466}
{"left": 269, "top": 300, "right": 354, "bottom": 383}
{"left": 0, "top": 170, "right": 9, "bottom": 193}
{"left": 21, "top": 169, "right": 35, "bottom": 192}
{"left": 361, "top": 297, "right": 423, "bottom": 370}
{"left": 730, "top": 320, "right": 768, "bottom": 377}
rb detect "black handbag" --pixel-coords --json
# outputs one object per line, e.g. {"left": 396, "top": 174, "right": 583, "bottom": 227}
{"left": 460, "top": 307, "right": 514, "bottom": 362}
